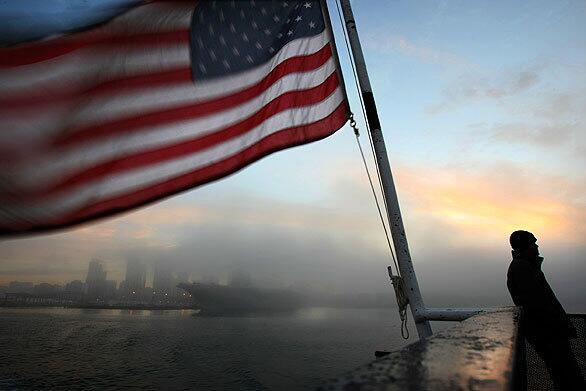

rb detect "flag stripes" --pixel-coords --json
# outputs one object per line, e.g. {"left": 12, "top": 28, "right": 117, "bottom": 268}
{"left": 1, "top": 92, "right": 346, "bottom": 224}
{"left": 8, "top": 68, "right": 340, "bottom": 197}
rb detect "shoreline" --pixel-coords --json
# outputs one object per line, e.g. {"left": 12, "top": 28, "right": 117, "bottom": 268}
{"left": 0, "top": 303, "right": 196, "bottom": 311}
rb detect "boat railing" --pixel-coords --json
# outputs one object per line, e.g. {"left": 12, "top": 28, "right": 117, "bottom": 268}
{"left": 318, "top": 308, "right": 586, "bottom": 390}
{"left": 521, "top": 314, "right": 586, "bottom": 390}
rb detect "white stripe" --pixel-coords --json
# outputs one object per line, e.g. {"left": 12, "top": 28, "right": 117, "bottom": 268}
{"left": 8, "top": 59, "right": 337, "bottom": 190}
{"left": 0, "top": 106, "right": 74, "bottom": 149}
{"left": 0, "top": 43, "right": 191, "bottom": 93}
{"left": 0, "top": 87, "right": 344, "bottom": 224}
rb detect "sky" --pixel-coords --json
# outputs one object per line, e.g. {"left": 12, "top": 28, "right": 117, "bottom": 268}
{"left": 1, "top": 0, "right": 585, "bottom": 311}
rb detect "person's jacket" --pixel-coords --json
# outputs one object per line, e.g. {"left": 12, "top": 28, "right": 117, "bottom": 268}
{"left": 507, "top": 252, "right": 574, "bottom": 340}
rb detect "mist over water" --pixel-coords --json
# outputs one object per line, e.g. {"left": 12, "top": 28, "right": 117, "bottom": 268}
{"left": 0, "top": 307, "right": 429, "bottom": 391}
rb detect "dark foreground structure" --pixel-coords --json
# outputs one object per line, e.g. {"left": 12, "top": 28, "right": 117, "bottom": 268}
{"left": 319, "top": 308, "right": 586, "bottom": 390}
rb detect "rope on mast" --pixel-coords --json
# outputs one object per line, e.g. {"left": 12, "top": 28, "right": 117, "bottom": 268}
{"left": 348, "top": 115, "right": 397, "bottom": 273}
{"left": 388, "top": 267, "right": 410, "bottom": 339}
{"left": 334, "top": 1, "right": 410, "bottom": 339}
{"left": 350, "top": 115, "right": 410, "bottom": 340}
{"left": 333, "top": 1, "right": 398, "bottom": 274}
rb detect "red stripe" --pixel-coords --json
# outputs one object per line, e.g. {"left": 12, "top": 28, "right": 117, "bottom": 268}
{"left": 36, "top": 103, "right": 347, "bottom": 235}
{"left": 10, "top": 74, "right": 340, "bottom": 202}
{"left": 56, "top": 44, "right": 334, "bottom": 146}
{"left": 0, "top": 30, "right": 190, "bottom": 68}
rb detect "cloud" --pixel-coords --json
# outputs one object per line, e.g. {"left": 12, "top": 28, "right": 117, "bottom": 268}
{"left": 488, "top": 122, "right": 580, "bottom": 147}
{"left": 364, "top": 33, "right": 476, "bottom": 69}
{"left": 469, "top": 92, "right": 585, "bottom": 156}
{"left": 531, "top": 93, "right": 576, "bottom": 119}
{"left": 427, "top": 68, "right": 540, "bottom": 114}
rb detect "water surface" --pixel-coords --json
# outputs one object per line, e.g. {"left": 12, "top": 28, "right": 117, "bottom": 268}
{"left": 0, "top": 307, "right": 417, "bottom": 390}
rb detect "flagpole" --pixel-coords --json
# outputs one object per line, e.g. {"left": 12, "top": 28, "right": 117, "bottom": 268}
{"left": 337, "top": 0, "right": 433, "bottom": 338}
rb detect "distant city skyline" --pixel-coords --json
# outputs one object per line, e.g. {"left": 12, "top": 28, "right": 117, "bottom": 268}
{"left": 0, "top": 258, "right": 193, "bottom": 292}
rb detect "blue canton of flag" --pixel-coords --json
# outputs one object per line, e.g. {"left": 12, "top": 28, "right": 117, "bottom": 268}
{"left": 191, "top": 1, "right": 325, "bottom": 79}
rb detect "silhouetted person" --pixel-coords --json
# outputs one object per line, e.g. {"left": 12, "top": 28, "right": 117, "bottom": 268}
{"left": 507, "top": 230, "right": 584, "bottom": 390}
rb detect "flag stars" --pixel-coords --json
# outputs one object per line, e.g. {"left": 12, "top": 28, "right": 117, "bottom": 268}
{"left": 192, "top": 0, "right": 324, "bottom": 79}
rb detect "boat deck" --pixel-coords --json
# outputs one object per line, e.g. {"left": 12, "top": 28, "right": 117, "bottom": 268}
{"left": 318, "top": 308, "right": 586, "bottom": 390}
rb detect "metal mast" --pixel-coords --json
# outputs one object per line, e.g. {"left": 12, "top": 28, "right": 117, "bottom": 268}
{"left": 337, "top": 0, "right": 432, "bottom": 338}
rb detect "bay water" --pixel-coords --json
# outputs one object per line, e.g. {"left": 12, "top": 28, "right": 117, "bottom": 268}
{"left": 0, "top": 307, "right": 420, "bottom": 390}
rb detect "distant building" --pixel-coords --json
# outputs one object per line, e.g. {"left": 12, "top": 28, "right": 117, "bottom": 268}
{"left": 65, "top": 280, "right": 85, "bottom": 302}
{"left": 7, "top": 281, "right": 34, "bottom": 294}
{"left": 124, "top": 259, "right": 146, "bottom": 297}
{"left": 104, "top": 280, "right": 118, "bottom": 300}
{"left": 65, "top": 280, "right": 85, "bottom": 294}
{"left": 33, "top": 283, "right": 60, "bottom": 297}
{"left": 86, "top": 259, "right": 107, "bottom": 301}
{"left": 153, "top": 262, "right": 174, "bottom": 296}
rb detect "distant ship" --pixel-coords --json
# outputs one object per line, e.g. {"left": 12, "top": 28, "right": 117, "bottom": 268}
{"left": 177, "top": 283, "right": 305, "bottom": 316}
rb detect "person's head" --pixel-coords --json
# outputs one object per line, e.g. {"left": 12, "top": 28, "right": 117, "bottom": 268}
{"left": 510, "top": 230, "right": 539, "bottom": 258}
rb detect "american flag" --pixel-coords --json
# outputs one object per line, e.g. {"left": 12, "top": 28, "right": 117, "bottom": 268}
{"left": 0, "top": 0, "right": 349, "bottom": 235}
